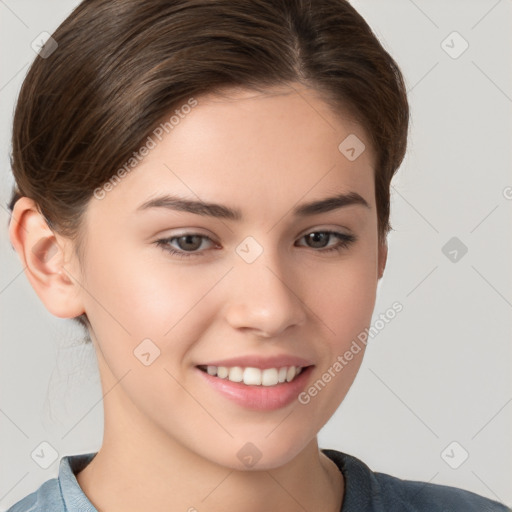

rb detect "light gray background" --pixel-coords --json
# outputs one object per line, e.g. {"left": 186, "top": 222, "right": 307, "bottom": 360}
{"left": 1, "top": 0, "right": 511, "bottom": 509}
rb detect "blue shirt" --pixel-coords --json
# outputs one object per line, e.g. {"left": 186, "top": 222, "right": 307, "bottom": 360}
{"left": 5, "top": 449, "right": 511, "bottom": 511}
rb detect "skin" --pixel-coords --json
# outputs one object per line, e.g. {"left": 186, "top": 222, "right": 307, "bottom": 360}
{"left": 10, "top": 82, "right": 387, "bottom": 512}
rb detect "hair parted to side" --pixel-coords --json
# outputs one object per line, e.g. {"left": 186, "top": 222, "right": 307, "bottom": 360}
{"left": 7, "top": 0, "right": 409, "bottom": 338}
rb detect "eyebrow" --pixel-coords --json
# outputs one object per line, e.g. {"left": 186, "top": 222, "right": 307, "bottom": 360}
{"left": 136, "top": 191, "right": 370, "bottom": 220}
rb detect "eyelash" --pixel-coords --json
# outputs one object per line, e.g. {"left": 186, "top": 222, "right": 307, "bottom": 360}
{"left": 155, "top": 230, "right": 357, "bottom": 259}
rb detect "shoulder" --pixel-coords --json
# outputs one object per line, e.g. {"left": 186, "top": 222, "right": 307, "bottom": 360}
{"left": 5, "top": 477, "right": 65, "bottom": 512}
{"left": 374, "top": 470, "right": 510, "bottom": 512}
{"left": 322, "top": 448, "right": 511, "bottom": 512}
{"left": 4, "top": 452, "right": 97, "bottom": 512}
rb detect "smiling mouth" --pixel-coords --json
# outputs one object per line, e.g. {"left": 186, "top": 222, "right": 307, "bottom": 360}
{"left": 196, "top": 364, "right": 308, "bottom": 386}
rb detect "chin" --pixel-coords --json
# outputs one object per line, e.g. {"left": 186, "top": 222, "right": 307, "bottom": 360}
{"left": 199, "top": 429, "right": 317, "bottom": 472}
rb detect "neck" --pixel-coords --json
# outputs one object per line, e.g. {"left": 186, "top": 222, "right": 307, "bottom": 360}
{"left": 76, "top": 401, "right": 343, "bottom": 512}
{"left": 75, "top": 346, "right": 344, "bottom": 512}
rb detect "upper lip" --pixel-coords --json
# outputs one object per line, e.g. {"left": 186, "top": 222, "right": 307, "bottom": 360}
{"left": 197, "top": 355, "right": 314, "bottom": 370}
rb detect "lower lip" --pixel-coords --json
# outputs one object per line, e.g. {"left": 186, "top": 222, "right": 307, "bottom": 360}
{"left": 196, "top": 366, "right": 314, "bottom": 411}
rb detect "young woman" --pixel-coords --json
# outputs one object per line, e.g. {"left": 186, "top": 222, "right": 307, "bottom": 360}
{"left": 5, "top": 1, "right": 510, "bottom": 511}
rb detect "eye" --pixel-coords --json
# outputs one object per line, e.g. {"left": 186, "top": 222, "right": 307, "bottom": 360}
{"left": 155, "top": 233, "right": 216, "bottom": 259}
{"left": 155, "top": 230, "right": 357, "bottom": 259}
{"left": 296, "top": 230, "right": 357, "bottom": 254}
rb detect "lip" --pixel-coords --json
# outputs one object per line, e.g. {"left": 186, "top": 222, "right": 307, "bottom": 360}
{"left": 197, "top": 355, "right": 313, "bottom": 370}
{"left": 196, "top": 364, "right": 314, "bottom": 411}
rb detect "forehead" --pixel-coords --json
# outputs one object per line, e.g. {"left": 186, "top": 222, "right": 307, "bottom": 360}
{"left": 88, "top": 83, "right": 375, "bottom": 224}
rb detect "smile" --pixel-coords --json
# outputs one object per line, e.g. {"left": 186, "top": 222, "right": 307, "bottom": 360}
{"left": 197, "top": 365, "right": 305, "bottom": 386}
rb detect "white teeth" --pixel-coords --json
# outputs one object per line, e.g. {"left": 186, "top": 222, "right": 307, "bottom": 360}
{"left": 261, "top": 368, "right": 279, "bottom": 386}
{"left": 286, "top": 366, "right": 296, "bottom": 382}
{"left": 217, "top": 366, "right": 229, "bottom": 379}
{"left": 243, "top": 367, "right": 262, "bottom": 385}
{"left": 228, "top": 366, "right": 243, "bottom": 382}
{"left": 201, "top": 365, "right": 304, "bottom": 386}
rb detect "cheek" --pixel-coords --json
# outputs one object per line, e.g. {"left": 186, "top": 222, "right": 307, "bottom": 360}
{"left": 81, "top": 242, "right": 223, "bottom": 356}
{"left": 307, "top": 249, "right": 378, "bottom": 344}
{"left": 295, "top": 254, "right": 377, "bottom": 419}
{"left": 81, "top": 230, "right": 377, "bottom": 359}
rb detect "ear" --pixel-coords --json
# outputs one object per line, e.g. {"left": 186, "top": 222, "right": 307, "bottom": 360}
{"left": 8, "top": 196, "right": 86, "bottom": 319}
{"left": 377, "top": 238, "right": 388, "bottom": 280}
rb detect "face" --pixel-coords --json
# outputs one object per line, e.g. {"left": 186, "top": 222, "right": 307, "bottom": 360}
{"left": 71, "top": 83, "right": 386, "bottom": 470}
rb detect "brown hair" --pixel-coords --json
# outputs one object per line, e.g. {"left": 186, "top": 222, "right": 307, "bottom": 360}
{"left": 7, "top": 0, "right": 409, "bottom": 336}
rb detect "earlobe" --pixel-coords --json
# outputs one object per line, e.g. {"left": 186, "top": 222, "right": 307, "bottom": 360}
{"left": 8, "top": 197, "right": 85, "bottom": 319}
{"left": 378, "top": 239, "right": 388, "bottom": 280}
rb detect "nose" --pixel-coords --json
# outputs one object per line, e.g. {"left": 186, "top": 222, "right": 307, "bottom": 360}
{"left": 223, "top": 247, "right": 307, "bottom": 338}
